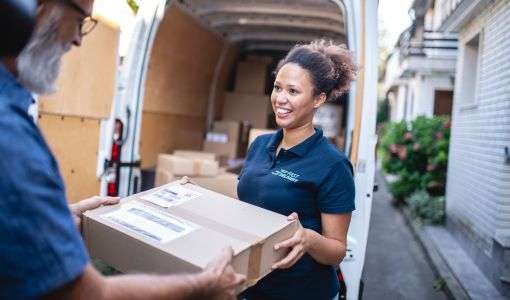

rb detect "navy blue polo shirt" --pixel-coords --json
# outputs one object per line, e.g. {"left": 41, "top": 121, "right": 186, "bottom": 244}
{"left": 238, "top": 128, "right": 355, "bottom": 300}
{"left": 0, "top": 63, "right": 88, "bottom": 300}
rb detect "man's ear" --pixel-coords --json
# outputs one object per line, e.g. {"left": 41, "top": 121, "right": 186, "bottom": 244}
{"left": 313, "top": 92, "right": 327, "bottom": 109}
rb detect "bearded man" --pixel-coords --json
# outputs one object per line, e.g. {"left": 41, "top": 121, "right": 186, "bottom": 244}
{"left": 0, "top": 1, "right": 245, "bottom": 299}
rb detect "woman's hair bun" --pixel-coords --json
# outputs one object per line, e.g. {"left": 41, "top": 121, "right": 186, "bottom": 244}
{"left": 306, "top": 40, "right": 358, "bottom": 100}
{"left": 277, "top": 39, "right": 358, "bottom": 102}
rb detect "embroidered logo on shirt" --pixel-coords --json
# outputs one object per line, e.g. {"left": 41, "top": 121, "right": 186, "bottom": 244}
{"left": 271, "top": 169, "right": 300, "bottom": 182}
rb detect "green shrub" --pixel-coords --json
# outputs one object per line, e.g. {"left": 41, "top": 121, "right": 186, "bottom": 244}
{"left": 379, "top": 116, "right": 450, "bottom": 203}
{"left": 408, "top": 190, "right": 445, "bottom": 224}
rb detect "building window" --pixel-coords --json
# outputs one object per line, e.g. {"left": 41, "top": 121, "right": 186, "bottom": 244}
{"left": 459, "top": 33, "right": 481, "bottom": 106}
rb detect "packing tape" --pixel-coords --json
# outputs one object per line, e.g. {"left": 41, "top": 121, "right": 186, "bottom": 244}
{"left": 162, "top": 199, "right": 267, "bottom": 279}
{"left": 247, "top": 241, "right": 264, "bottom": 281}
{"left": 192, "top": 160, "right": 201, "bottom": 176}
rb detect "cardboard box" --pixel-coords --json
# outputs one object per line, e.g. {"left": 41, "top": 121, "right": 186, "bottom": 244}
{"left": 155, "top": 168, "right": 176, "bottom": 187}
{"left": 222, "top": 92, "right": 270, "bottom": 129}
{"left": 173, "top": 150, "right": 217, "bottom": 162}
{"left": 248, "top": 128, "right": 277, "bottom": 148}
{"left": 83, "top": 181, "right": 299, "bottom": 289}
{"left": 203, "top": 121, "right": 240, "bottom": 160}
{"left": 192, "top": 172, "right": 239, "bottom": 199}
{"left": 156, "top": 154, "right": 219, "bottom": 177}
{"left": 235, "top": 59, "right": 270, "bottom": 94}
{"left": 156, "top": 168, "right": 239, "bottom": 199}
{"left": 313, "top": 103, "right": 343, "bottom": 138}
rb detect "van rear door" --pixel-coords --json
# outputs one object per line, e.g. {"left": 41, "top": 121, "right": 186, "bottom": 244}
{"left": 339, "top": 1, "right": 378, "bottom": 299}
{"left": 104, "top": 0, "right": 166, "bottom": 197}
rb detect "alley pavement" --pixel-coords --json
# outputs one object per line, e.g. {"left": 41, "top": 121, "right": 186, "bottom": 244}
{"left": 362, "top": 171, "right": 448, "bottom": 300}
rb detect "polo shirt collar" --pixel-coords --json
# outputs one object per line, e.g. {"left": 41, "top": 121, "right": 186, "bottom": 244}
{"left": 0, "top": 62, "right": 34, "bottom": 111}
{"left": 266, "top": 127, "right": 324, "bottom": 157}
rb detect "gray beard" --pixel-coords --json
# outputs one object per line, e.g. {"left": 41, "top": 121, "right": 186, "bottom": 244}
{"left": 16, "top": 9, "right": 69, "bottom": 95}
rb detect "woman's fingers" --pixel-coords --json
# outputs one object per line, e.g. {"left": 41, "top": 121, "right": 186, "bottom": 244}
{"left": 274, "top": 235, "right": 299, "bottom": 250}
{"left": 179, "top": 176, "right": 197, "bottom": 185}
{"left": 179, "top": 176, "right": 191, "bottom": 185}
{"left": 272, "top": 245, "right": 304, "bottom": 269}
{"left": 287, "top": 212, "right": 299, "bottom": 221}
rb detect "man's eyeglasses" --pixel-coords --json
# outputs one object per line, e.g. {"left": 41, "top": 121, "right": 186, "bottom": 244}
{"left": 55, "top": 0, "right": 98, "bottom": 37}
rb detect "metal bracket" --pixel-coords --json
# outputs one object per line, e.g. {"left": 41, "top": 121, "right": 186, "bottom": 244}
{"left": 103, "top": 159, "right": 141, "bottom": 170}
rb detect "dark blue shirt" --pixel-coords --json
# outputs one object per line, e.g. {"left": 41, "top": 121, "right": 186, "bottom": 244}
{"left": 238, "top": 128, "right": 355, "bottom": 300}
{"left": 0, "top": 63, "right": 88, "bottom": 300}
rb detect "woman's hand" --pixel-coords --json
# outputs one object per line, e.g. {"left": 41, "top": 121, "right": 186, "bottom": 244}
{"left": 272, "top": 212, "right": 313, "bottom": 269}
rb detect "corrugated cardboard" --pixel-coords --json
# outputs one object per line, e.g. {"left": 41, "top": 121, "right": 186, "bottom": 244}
{"left": 313, "top": 103, "right": 343, "bottom": 138}
{"left": 155, "top": 167, "right": 238, "bottom": 199}
{"left": 83, "top": 181, "right": 299, "bottom": 289}
{"left": 203, "top": 121, "right": 240, "bottom": 160}
{"left": 155, "top": 168, "right": 176, "bottom": 187}
{"left": 235, "top": 60, "right": 269, "bottom": 94}
{"left": 157, "top": 154, "right": 219, "bottom": 177}
{"left": 248, "top": 128, "right": 277, "bottom": 148}
{"left": 222, "top": 92, "right": 270, "bottom": 128}
{"left": 173, "top": 150, "right": 217, "bottom": 162}
{"left": 191, "top": 172, "right": 239, "bottom": 199}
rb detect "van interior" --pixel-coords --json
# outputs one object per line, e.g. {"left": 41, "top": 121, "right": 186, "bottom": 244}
{"left": 138, "top": 1, "right": 350, "bottom": 189}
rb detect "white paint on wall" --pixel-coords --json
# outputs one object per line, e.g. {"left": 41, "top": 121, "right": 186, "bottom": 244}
{"left": 445, "top": 0, "right": 510, "bottom": 249}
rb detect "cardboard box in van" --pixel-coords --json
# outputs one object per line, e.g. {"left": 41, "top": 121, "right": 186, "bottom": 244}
{"left": 223, "top": 92, "right": 270, "bottom": 129}
{"left": 156, "top": 154, "right": 219, "bottom": 178}
{"left": 155, "top": 167, "right": 238, "bottom": 199}
{"left": 173, "top": 150, "right": 217, "bottom": 162}
{"left": 83, "top": 181, "right": 299, "bottom": 289}
{"left": 203, "top": 121, "right": 240, "bottom": 160}
{"left": 248, "top": 128, "right": 277, "bottom": 148}
{"left": 191, "top": 172, "right": 239, "bottom": 199}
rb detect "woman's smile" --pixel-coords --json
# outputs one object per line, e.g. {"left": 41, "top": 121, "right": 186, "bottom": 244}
{"left": 276, "top": 107, "right": 293, "bottom": 119}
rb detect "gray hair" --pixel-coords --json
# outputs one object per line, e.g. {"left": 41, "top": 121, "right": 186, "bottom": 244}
{"left": 17, "top": 6, "right": 69, "bottom": 95}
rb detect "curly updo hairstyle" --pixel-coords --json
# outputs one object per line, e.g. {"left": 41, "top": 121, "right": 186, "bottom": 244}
{"left": 275, "top": 39, "right": 358, "bottom": 102}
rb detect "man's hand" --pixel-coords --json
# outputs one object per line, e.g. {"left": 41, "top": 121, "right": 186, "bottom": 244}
{"left": 70, "top": 196, "right": 120, "bottom": 231}
{"left": 198, "top": 247, "right": 246, "bottom": 300}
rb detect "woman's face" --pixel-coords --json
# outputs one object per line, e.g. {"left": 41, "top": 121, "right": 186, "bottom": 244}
{"left": 271, "top": 63, "right": 326, "bottom": 129}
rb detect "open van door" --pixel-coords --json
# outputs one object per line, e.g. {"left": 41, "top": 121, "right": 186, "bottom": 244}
{"left": 101, "top": 0, "right": 166, "bottom": 197}
{"left": 338, "top": 0, "right": 378, "bottom": 299}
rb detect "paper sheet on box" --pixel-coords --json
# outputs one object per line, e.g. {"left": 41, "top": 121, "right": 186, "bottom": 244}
{"left": 102, "top": 203, "right": 199, "bottom": 243}
{"left": 141, "top": 185, "right": 202, "bottom": 208}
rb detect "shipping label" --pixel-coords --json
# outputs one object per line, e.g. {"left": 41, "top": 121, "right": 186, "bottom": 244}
{"left": 141, "top": 185, "right": 202, "bottom": 208}
{"left": 102, "top": 203, "right": 199, "bottom": 243}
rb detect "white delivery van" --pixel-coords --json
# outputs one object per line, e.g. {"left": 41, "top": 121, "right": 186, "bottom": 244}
{"left": 41, "top": 0, "right": 378, "bottom": 298}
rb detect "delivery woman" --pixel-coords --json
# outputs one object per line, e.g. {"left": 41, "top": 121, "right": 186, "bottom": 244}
{"left": 238, "top": 40, "right": 358, "bottom": 300}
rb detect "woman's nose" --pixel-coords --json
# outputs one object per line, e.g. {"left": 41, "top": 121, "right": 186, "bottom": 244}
{"left": 276, "top": 92, "right": 288, "bottom": 104}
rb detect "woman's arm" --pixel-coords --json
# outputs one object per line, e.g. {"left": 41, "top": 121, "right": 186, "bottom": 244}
{"left": 308, "top": 213, "right": 351, "bottom": 265}
{"left": 272, "top": 212, "right": 352, "bottom": 269}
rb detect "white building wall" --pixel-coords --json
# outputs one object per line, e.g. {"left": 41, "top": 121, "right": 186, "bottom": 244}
{"left": 446, "top": 0, "right": 510, "bottom": 251}
{"left": 396, "top": 85, "right": 408, "bottom": 122}
{"left": 412, "top": 74, "right": 454, "bottom": 119}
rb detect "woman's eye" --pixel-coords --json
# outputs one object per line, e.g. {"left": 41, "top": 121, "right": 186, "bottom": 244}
{"left": 289, "top": 89, "right": 298, "bottom": 95}
{"left": 274, "top": 85, "right": 281, "bottom": 92}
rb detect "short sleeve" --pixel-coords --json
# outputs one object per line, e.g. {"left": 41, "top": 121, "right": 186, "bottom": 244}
{"left": 0, "top": 111, "right": 88, "bottom": 299}
{"left": 317, "top": 159, "right": 356, "bottom": 213}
